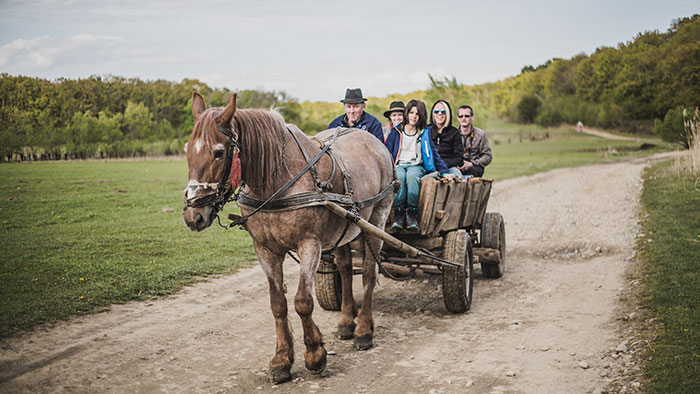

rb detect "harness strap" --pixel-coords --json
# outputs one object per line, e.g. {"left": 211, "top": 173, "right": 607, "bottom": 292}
{"left": 228, "top": 126, "right": 341, "bottom": 227}
{"left": 288, "top": 129, "right": 323, "bottom": 191}
{"left": 237, "top": 183, "right": 395, "bottom": 212}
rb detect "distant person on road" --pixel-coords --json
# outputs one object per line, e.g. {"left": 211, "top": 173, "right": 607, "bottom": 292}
{"left": 576, "top": 121, "right": 584, "bottom": 133}
{"left": 424, "top": 100, "right": 463, "bottom": 178}
{"left": 328, "top": 88, "right": 384, "bottom": 142}
{"left": 457, "top": 105, "right": 492, "bottom": 178}
{"left": 385, "top": 99, "right": 454, "bottom": 232}
{"left": 382, "top": 101, "right": 405, "bottom": 142}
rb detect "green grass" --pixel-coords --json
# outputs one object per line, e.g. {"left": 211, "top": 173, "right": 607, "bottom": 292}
{"left": 484, "top": 118, "right": 673, "bottom": 180}
{"left": 0, "top": 159, "right": 255, "bottom": 338}
{"left": 0, "top": 120, "right": 679, "bottom": 338}
{"left": 638, "top": 161, "right": 700, "bottom": 393}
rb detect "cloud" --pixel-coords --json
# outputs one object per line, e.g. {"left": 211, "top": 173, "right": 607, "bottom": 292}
{"left": 0, "top": 34, "right": 128, "bottom": 71}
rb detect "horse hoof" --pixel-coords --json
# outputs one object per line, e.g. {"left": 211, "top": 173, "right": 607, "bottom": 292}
{"left": 305, "top": 348, "right": 327, "bottom": 374}
{"left": 268, "top": 366, "right": 292, "bottom": 384}
{"left": 354, "top": 334, "right": 373, "bottom": 350}
{"left": 337, "top": 324, "right": 355, "bottom": 340}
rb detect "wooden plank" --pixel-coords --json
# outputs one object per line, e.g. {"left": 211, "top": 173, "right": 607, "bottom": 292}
{"left": 417, "top": 178, "right": 438, "bottom": 235}
{"left": 426, "top": 180, "right": 450, "bottom": 236}
{"left": 473, "top": 247, "right": 501, "bottom": 265}
{"left": 473, "top": 179, "right": 492, "bottom": 228}
{"left": 442, "top": 180, "right": 467, "bottom": 231}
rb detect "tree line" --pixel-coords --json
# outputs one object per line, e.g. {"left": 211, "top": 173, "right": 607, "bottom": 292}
{"left": 1, "top": 14, "right": 698, "bottom": 161}
{"left": 471, "top": 14, "right": 699, "bottom": 145}
{"left": 0, "top": 75, "right": 301, "bottom": 161}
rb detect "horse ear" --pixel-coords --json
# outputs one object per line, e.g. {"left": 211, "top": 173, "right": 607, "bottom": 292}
{"left": 192, "top": 92, "right": 206, "bottom": 119}
{"left": 217, "top": 93, "right": 237, "bottom": 127}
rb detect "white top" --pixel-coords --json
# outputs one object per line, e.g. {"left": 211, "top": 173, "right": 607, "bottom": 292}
{"left": 397, "top": 131, "right": 421, "bottom": 166}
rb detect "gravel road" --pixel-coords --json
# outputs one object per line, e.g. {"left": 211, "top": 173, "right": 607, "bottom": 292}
{"left": 0, "top": 151, "right": 684, "bottom": 394}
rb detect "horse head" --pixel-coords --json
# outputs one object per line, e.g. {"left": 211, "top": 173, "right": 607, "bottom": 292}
{"left": 182, "top": 92, "right": 237, "bottom": 231}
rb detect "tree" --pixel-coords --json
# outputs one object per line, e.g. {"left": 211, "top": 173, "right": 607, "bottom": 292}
{"left": 517, "top": 96, "right": 541, "bottom": 123}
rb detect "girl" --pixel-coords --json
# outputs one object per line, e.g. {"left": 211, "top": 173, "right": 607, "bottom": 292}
{"left": 385, "top": 99, "right": 453, "bottom": 232}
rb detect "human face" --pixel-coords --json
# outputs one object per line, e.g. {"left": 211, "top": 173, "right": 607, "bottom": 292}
{"left": 389, "top": 111, "right": 403, "bottom": 126}
{"left": 407, "top": 107, "right": 419, "bottom": 126}
{"left": 457, "top": 108, "right": 473, "bottom": 129}
{"left": 344, "top": 103, "right": 365, "bottom": 124}
{"left": 433, "top": 102, "right": 447, "bottom": 127}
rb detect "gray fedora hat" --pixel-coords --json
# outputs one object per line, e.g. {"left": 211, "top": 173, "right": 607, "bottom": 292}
{"left": 383, "top": 101, "right": 406, "bottom": 118}
{"left": 340, "top": 88, "right": 368, "bottom": 104}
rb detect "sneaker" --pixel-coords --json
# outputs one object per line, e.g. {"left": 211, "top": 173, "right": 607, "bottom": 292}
{"left": 390, "top": 207, "right": 405, "bottom": 230}
{"left": 405, "top": 207, "right": 419, "bottom": 232}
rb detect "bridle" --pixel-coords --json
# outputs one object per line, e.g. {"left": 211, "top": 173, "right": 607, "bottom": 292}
{"left": 183, "top": 121, "right": 241, "bottom": 214}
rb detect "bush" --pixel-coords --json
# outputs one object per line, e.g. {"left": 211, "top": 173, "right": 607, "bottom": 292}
{"left": 654, "top": 107, "right": 689, "bottom": 148}
{"left": 517, "top": 96, "right": 541, "bottom": 123}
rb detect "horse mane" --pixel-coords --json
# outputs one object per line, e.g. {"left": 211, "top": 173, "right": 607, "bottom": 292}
{"left": 195, "top": 107, "right": 285, "bottom": 192}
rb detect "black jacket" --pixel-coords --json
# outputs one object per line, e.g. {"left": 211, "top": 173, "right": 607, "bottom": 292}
{"left": 428, "top": 100, "right": 464, "bottom": 168}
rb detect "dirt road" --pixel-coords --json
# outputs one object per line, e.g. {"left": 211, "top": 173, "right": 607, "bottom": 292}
{"left": 0, "top": 152, "right": 684, "bottom": 394}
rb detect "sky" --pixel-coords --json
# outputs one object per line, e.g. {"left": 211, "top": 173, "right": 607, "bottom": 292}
{"left": 0, "top": 0, "right": 697, "bottom": 102}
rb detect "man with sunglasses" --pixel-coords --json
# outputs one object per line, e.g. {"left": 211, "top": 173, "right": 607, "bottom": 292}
{"left": 328, "top": 88, "right": 384, "bottom": 142}
{"left": 457, "top": 105, "right": 492, "bottom": 177}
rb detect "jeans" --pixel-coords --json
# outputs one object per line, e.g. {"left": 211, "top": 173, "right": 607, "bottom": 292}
{"left": 462, "top": 165, "right": 484, "bottom": 177}
{"left": 395, "top": 165, "right": 426, "bottom": 208}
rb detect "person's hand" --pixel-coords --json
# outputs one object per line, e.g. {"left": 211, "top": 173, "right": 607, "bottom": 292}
{"left": 459, "top": 161, "right": 473, "bottom": 171}
{"left": 442, "top": 174, "right": 456, "bottom": 181}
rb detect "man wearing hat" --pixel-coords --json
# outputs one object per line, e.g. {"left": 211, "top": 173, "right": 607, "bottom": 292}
{"left": 328, "top": 88, "right": 384, "bottom": 142}
{"left": 382, "top": 101, "right": 405, "bottom": 141}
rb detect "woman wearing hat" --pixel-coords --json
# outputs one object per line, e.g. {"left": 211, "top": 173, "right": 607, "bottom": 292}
{"left": 382, "top": 101, "right": 405, "bottom": 142}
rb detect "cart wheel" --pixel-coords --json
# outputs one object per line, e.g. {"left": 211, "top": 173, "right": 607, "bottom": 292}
{"left": 481, "top": 212, "right": 506, "bottom": 278}
{"left": 315, "top": 261, "right": 342, "bottom": 311}
{"left": 442, "top": 229, "right": 474, "bottom": 313}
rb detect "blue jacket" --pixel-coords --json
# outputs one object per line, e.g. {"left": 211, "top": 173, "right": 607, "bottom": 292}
{"left": 328, "top": 111, "right": 384, "bottom": 142}
{"left": 384, "top": 126, "right": 449, "bottom": 175}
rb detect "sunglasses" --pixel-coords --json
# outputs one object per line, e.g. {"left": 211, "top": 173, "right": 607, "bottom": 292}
{"left": 433, "top": 109, "right": 447, "bottom": 115}
{"left": 458, "top": 114, "right": 472, "bottom": 118}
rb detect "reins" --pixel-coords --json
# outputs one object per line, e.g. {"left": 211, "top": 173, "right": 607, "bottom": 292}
{"left": 225, "top": 125, "right": 342, "bottom": 228}
{"left": 187, "top": 116, "right": 395, "bottom": 237}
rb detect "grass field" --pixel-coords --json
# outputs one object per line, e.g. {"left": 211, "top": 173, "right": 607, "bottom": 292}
{"left": 0, "top": 159, "right": 255, "bottom": 338}
{"left": 638, "top": 161, "right": 700, "bottom": 393}
{"left": 0, "top": 123, "right": 676, "bottom": 338}
{"left": 484, "top": 119, "right": 668, "bottom": 180}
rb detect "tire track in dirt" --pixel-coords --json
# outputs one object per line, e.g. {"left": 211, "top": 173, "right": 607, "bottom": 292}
{"left": 0, "top": 151, "right": 685, "bottom": 394}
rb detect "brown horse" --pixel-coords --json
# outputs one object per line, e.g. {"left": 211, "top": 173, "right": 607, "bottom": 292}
{"left": 182, "top": 93, "right": 394, "bottom": 383}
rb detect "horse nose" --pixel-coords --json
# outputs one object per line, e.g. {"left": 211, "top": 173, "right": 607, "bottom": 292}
{"left": 194, "top": 212, "right": 206, "bottom": 231}
{"left": 183, "top": 208, "right": 207, "bottom": 232}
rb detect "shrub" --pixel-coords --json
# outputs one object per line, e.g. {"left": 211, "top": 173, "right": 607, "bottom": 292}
{"left": 654, "top": 107, "right": 689, "bottom": 148}
{"left": 517, "top": 96, "right": 541, "bottom": 123}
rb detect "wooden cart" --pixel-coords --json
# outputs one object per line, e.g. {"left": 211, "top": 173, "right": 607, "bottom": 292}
{"left": 315, "top": 177, "right": 506, "bottom": 314}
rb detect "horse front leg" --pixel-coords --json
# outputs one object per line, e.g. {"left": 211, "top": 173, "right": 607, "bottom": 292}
{"left": 295, "top": 239, "right": 327, "bottom": 374}
{"left": 335, "top": 244, "right": 357, "bottom": 340}
{"left": 355, "top": 234, "right": 382, "bottom": 350}
{"left": 255, "top": 245, "right": 294, "bottom": 384}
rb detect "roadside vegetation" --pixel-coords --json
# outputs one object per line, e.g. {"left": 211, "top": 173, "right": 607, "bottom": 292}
{"left": 0, "top": 160, "right": 255, "bottom": 338}
{"left": 637, "top": 114, "right": 700, "bottom": 392}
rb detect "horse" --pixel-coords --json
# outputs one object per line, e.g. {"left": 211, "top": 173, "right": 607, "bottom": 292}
{"left": 182, "top": 93, "right": 395, "bottom": 383}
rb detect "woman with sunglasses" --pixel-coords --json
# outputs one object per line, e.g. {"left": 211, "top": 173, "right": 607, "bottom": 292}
{"left": 385, "top": 100, "right": 454, "bottom": 232}
{"left": 425, "top": 100, "right": 463, "bottom": 178}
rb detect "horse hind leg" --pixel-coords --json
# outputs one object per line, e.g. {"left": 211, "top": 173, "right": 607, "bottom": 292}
{"left": 255, "top": 246, "right": 294, "bottom": 384}
{"left": 295, "top": 239, "right": 327, "bottom": 374}
{"left": 335, "top": 244, "right": 357, "bottom": 340}
{"left": 354, "top": 233, "right": 382, "bottom": 350}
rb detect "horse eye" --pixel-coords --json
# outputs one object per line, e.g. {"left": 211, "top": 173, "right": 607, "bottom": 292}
{"left": 213, "top": 150, "right": 225, "bottom": 159}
